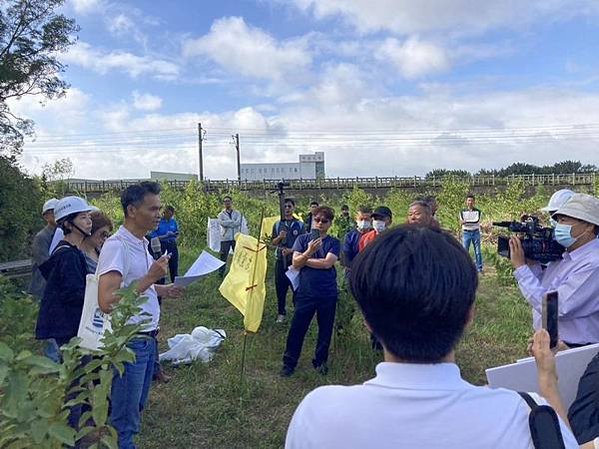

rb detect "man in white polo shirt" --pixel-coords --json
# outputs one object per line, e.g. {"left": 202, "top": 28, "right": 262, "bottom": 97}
{"left": 98, "top": 181, "right": 183, "bottom": 449}
{"left": 285, "top": 225, "right": 577, "bottom": 449}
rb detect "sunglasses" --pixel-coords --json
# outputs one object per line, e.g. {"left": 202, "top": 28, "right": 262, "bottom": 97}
{"left": 313, "top": 217, "right": 330, "bottom": 224}
{"left": 99, "top": 231, "right": 111, "bottom": 239}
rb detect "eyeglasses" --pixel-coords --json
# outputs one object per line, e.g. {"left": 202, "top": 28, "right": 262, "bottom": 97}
{"left": 99, "top": 232, "right": 111, "bottom": 239}
{"left": 313, "top": 217, "right": 330, "bottom": 224}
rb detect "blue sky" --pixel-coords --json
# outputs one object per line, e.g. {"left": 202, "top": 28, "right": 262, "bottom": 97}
{"left": 12, "top": 0, "right": 599, "bottom": 179}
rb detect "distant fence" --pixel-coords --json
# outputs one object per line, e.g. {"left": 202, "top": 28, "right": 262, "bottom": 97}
{"left": 64, "top": 172, "right": 598, "bottom": 194}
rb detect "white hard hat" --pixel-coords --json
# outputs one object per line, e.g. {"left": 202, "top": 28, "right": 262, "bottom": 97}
{"left": 540, "top": 189, "right": 575, "bottom": 213}
{"left": 554, "top": 193, "right": 599, "bottom": 227}
{"left": 54, "top": 196, "right": 92, "bottom": 222}
{"left": 89, "top": 205, "right": 101, "bottom": 213}
{"left": 42, "top": 198, "right": 58, "bottom": 215}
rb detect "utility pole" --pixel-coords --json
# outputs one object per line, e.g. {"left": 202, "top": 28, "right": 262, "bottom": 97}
{"left": 234, "top": 133, "right": 241, "bottom": 182}
{"left": 198, "top": 123, "right": 204, "bottom": 181}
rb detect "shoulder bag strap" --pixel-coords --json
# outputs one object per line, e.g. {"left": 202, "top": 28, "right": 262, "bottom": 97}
{"left": 518, "top": 392, "right": 566, "bottom": 449}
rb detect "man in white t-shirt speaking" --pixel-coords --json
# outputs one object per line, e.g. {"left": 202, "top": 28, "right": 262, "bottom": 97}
{"left": 97, "top": 181, "right": 184, "bottom": 449}
{"left": 285, "top": 225, "right": 578, "bottom": 449}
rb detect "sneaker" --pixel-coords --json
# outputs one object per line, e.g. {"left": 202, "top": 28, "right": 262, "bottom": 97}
{"left": 280, "top": 366, "right": 294, "bottom": 377}
{"left": 276, "top": 314, "right": 287, "bottom": 323}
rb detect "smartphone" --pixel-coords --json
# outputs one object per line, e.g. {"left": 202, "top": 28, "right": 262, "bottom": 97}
{"left": 310, "top": 229, "right": 320, "bottom": 241}
{"left": 542, "top": 291, "right": 559, "bottom": 349}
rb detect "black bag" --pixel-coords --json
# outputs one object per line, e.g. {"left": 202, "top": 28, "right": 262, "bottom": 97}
{"left": 519, "top": 392, "right": 566, "bottom": 449}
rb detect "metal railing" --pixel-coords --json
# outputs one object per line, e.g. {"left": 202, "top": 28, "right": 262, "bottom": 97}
{"left": 63, "top": 172, "right": 598, "bottom": 194}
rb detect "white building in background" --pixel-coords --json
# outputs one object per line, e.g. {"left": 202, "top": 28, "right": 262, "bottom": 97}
{"left": 240, "top": 152, "right": 325, "bottom": 181}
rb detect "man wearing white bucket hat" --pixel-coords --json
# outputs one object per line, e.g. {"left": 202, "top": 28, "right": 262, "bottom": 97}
{"left": 510, "top": 193, "right": 599, "bottom": 347}
{"left": 540, "top": 189, "right": 575, "bottom": 226}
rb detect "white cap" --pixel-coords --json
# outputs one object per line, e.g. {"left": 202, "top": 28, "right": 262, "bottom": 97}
{"left": 554, "top": 193, "right": 599, "bottom": 227}
{"left": 54, "top": 196, "right": 92, "bottom": 222}
{"left": 540, "top": 189, "right": 575, "bottom": 213}
{"left": 42, "top": 198, "right": 58, "bottom": 215}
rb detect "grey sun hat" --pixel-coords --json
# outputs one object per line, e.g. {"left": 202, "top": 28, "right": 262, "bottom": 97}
{"left": 553, "top": 193, "right": 599, "bottom": 226}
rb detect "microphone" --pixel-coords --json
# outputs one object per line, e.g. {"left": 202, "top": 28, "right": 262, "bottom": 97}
{"left": 150, "top": 237, "right": 162, "bottom": 260}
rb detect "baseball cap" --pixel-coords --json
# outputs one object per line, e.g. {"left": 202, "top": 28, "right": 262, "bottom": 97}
{"left": 553, "top": 193, "right": 599, "bottom": 226}
{"left": 372, "top": 206, "right": 392, "bottom": 220}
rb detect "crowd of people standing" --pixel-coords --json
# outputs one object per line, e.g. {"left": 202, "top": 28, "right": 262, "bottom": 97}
{"left": 24, "top": 183, "right": 599, "bottom": 448}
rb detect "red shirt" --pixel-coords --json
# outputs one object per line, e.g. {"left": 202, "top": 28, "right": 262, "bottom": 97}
{"left": 358, "top": 230, "right": 378, "bottom": 252}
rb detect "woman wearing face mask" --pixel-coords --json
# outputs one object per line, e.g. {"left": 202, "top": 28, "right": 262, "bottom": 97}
{"left": 35, "top": 196, "right": 93, "bottom": 358}
{"left": 509, "top": 193, "right": 599, "bottom": 348}
{"left": 358, "top": 206, "right": 393, "bottom": 252}
{"left": 80, "top": 211, "right": 113, "bottom": 274}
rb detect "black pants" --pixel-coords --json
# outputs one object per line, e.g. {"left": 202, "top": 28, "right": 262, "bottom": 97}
{"left": 219, "top": 240, "right": 236, "bottom": 276}
{"left": 282, "top": 294, "right": 337, "bottom": 370}
{"left": 161, "top": 240, "right": 179, "bottom": 283}
{"left": 568, "top": 352, "right": 599, "bottom": 444}
{"left": 275, "top": 256, "right": 293, "bottom": 315}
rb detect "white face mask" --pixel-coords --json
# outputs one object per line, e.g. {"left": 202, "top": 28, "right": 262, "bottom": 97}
{"left": 356, "top": 220, "right": 371, "bottom": 231}
{"left": 372, "top": 219, "right": 386, "bottom": 233}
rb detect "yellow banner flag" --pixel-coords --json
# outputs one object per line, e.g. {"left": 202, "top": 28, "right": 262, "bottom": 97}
{"left": 219, "top": 233, "right": 268, "bottom": 332}
{"left": 261, "top": 216, "right": 280, "bottom": 240}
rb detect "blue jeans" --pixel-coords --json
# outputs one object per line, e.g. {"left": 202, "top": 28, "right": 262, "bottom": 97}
{"left": 110, "top": 337, "right": 156, "bottom": 449}
{"left": 463, "top": 230, "right": 483, "bottom": 271}
{"left": 43, "top": 338, "right": 61, "bottom": 363}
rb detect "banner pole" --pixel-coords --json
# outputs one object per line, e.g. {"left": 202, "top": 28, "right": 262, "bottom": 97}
{"left": 239, "top": 207, "right": 266, "bottom": 385}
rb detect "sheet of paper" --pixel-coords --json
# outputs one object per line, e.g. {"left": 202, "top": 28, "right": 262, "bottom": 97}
{"left": 174, "top": 251, "right": 225, "bottom": 287}
{"left": 486, "top": 343, "right": 599, "bottom": 408}
{"left": 285, "top": 266, "right": 300, "bottom": 291}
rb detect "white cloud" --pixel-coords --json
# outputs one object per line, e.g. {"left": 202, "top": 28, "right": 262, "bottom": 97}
{"left": 375, "top": 37, "right": 451, "bottom": 79}
{"left": 71, "top": 0, "right": 105, "bottom": 15}
{"left": 108, "top": 13, "right": 135, "bottom": 34}
{"left": 62, "top": 42, "right": 179, "bottom": 80}
{"left": 132, "top": 91, "right": 163, "bottom": 111}
{"left": 288, "top": 0, "right": 599, "bottom": 35}
{"left": 183, "top": 17, "right": 312, "bottom": 82}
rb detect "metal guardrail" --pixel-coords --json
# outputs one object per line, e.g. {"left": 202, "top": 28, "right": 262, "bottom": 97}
{"left": 0, "top": 259, "right": 32, "bottom": 279}
{"left": 63, "top": 172, "right": 598, "bottom": 194}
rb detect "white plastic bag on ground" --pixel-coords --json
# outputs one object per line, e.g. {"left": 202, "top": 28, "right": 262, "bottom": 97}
{"left": 159, "top": 326, "right": 226, "bottom": 365}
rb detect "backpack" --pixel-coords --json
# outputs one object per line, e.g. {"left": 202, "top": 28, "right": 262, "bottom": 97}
{"left": 519, "top": 392, "right": 566, "bottom": 449}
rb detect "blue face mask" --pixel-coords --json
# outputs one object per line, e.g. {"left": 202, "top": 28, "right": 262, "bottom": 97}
{"left": 554, "top": 223, "right": 577, "bottom": 248}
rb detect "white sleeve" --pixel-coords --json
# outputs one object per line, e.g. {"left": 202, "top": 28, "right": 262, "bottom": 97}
{"left": 97, "top": 238, "right": 126, "bottom": 277}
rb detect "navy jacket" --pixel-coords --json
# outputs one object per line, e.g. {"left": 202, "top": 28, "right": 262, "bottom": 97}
{"left": 35, "top": 241, "right": 89, "bottom": 341}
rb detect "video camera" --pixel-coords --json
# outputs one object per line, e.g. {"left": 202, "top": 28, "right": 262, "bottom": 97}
{"left": 493, "top": 215, "right": 564, "bottom": 264}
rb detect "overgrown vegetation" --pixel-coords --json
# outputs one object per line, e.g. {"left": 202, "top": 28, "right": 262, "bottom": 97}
{"left": 0, "top": 283, "right": 149, "bottom": 448}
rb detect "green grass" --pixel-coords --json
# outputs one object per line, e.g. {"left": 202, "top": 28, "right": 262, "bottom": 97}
{"left": 138, "top": 250, "right": 533, "bottom": 449}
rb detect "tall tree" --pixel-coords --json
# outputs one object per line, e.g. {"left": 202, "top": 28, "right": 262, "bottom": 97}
{"left": 0, "top": 0, "right": 78, "bottom": 155}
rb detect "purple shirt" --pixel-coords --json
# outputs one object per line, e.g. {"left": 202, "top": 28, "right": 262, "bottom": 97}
{"left": 514, "top": 238, "right": 599, "bottom": 344}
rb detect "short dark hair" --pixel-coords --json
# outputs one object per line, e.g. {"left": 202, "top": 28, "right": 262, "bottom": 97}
{"left": 223, "top": 195, "right": 232, "bottom": 202}
{"left": 90, "top": 211, "right": 113, "bottom": 235}
{"left": 121, "top": 181, "right": 161, "bottom": 217}
{"left": 350, "top": 225, "right": 478, "bottom": 362}
{"left": 466, "top": 193, "right": 475, "bottom": 200}
{"left": 357, "top": 206, "right": 372, "bottom": 215}
{"left": 313, "top": 206, "right": 334, "bottom": 221}
{"left": 310, "top": 201, "right": 319, "bottom": 207}
{"left": 165, "top": 205, "right": 175, "bottom": 213}
{"left": 284, "top": 198, "right": 296, "bottom": 206}
{"left": 341, "top": 204, "right": 349, "bottom": 210}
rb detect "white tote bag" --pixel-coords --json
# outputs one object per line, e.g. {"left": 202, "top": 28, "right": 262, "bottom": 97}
{"left": 77, "top": 237, "right": 130, "bottom": 351}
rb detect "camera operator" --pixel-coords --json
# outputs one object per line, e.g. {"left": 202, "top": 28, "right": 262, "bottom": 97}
{"left": 510, "top": 193, "right": 599, "bottom": 347}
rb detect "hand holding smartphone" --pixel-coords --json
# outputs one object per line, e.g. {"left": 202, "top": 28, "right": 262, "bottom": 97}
{"left": 542, "top": 291, "right": 559, "bottom": 349}
{"left": 310, "top": 229, "right": 320, "bottom": 241}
